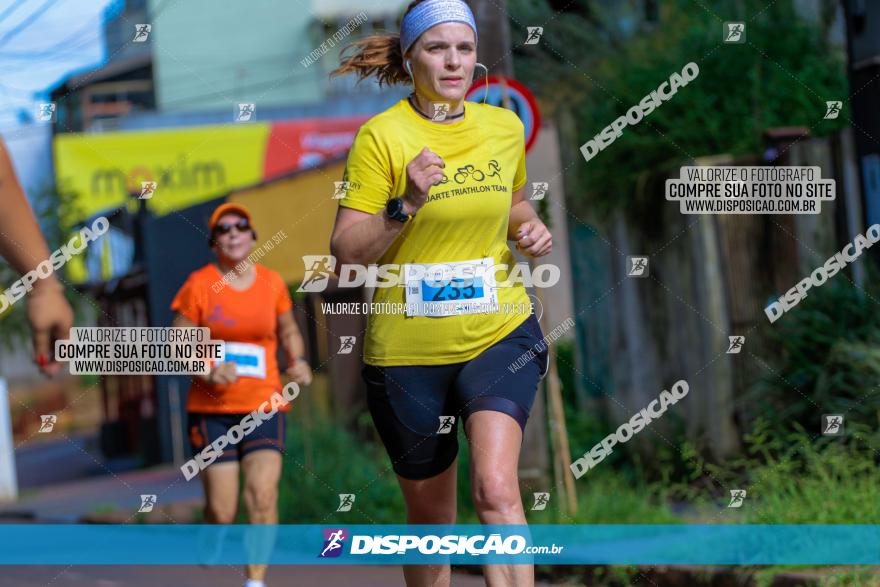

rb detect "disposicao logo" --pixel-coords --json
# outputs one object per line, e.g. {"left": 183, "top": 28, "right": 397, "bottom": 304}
{"left": 319, "top": 528, "right": 348, "bottom": 558}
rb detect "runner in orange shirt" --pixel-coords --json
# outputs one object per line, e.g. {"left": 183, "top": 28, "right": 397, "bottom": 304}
{"left": 171, "top": 203, "right": 311, "bottom": 587}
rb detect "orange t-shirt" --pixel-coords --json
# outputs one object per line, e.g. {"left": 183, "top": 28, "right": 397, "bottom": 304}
{"left": 170, "top": 263, "right": 293, "bottom": 414}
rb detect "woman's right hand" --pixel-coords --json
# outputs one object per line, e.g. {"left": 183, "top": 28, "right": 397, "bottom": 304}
{"left": 402, "top": 147, "right": 445, "bottom": 215}
{"left": 25, "top": 279, "right": 74, "bottom": 377}
{"left": 206, "top": 362, "right": 238, "bottom": 385}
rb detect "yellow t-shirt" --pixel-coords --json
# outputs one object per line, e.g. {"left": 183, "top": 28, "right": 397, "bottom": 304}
{"left": 339, "top": 97, "right": 532, "bottom": 366}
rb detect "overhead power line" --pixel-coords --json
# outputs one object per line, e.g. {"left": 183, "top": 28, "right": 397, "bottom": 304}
{"left": 0, "top": 0, "right": 62, "bottom": 50}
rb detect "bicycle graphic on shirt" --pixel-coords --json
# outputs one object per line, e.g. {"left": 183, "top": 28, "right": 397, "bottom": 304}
{"left": 434, "top": 159, "right": 503, "bottom": 185}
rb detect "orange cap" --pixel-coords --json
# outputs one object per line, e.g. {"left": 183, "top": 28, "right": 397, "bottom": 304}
{"left": 208, "top": 202, "right": 252, "bottom": 231}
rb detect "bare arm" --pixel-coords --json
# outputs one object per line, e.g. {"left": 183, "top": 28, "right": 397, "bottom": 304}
{"left": 0, "top": 138, "right": 55, "bottom": 278}
{"left": 507, "top": 187, "right": 539, "bottom": 240}
{"left": 508, "top": 186, "right": 552, "bottom": 257}
{"left": 0, "top": 137, "right": 74, "bottom": 375}
{"left": 329, "top": 206, "right": 411, "bottom": 267}
{"left": 277, "top": 310, "right": 312, "bottom": 385}
{"left": 277, "top": 311, "right": 306, "bottom": 363}
{"left": 329, "top": 147, "right": 445, "bottom": 267}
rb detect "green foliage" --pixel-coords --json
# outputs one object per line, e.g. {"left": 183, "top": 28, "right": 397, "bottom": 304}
{"left": 567, "top": 472, "right": 679, "bottom": 524}
{"left": 737, "top": 434, "right": 880, "bottom": 524}
{"left": 0, "top": 269, "right": 32, "bottom": 350}
{"left": 558, "top": 400, "right": 877, "bottom": 527}
{"left": 807, "top": 568, "right": 880, "bottom": 587}
{"left": 511, "top": 0, "right": 848, "bottom": 217}
{"left": 556, "top": 338, "right": 612, "bottom": 452}
{"left": 748, "top": 273, "right": 880, "bottom": 444}
{"left": 277, "top": 412, "right": 406, "bottom": 524}
{"left": 289, "top": 283, "right": 308, "bottom": 305}
{"left": 666, "top": 418, "right": 880, "bottom": 524}
{"left": 587, "top": 565, "right": 641, "bottom": 586}
{"left": 509, "top": 0, "right": 669, "bottom": 121}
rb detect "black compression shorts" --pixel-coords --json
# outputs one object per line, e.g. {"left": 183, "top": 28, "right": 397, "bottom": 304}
{"left": 361, "top": 313, "right": 549, "bottom": 480}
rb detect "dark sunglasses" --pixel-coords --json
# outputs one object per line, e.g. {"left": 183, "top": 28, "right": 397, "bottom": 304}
{"left": 213, "top": 219, "right": 251, "bottom": 235}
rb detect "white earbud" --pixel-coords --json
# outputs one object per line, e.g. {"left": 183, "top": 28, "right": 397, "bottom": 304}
{"left": 474, "top": 62, "right": 489, "bottom": 103}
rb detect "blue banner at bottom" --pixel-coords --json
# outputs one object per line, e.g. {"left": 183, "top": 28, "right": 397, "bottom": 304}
{"left": 4, "top": 524, "right": 879, "bottom": 565}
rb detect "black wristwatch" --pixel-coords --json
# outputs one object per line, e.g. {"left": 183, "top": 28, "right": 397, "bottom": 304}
{"left": 385, "top": 197, "right": 414, "bottom": 223}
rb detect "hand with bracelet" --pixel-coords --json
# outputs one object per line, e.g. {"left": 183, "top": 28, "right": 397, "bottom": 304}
{"left": 202, "top": 361, "right": 238, "bottom": 386}
{"left": 285, "top": 355, "right": 312, "bottom": 386}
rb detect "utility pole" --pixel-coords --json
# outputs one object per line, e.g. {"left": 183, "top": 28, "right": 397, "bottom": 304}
{"left": 472, "top": 0, "right": 514, "bottom": 75}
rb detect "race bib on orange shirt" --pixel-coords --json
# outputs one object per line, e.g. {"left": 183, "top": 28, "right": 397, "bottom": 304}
{"left": 221, "top": 342, "right": 267, "bottom": 379}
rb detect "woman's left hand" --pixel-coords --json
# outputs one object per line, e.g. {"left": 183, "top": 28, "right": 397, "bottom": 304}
{"left": 286, "top": 360, "right": 313, "bottom": 386}
{"left": 514, "top": 220, "right": 552, "bottom": 257}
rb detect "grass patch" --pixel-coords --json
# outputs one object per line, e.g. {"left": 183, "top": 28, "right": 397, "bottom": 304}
{"left": 278, "top": 412, "right": 405, "bottom": 524}
{"left": 664, "top": 420, "right": 880, "bottom": 524}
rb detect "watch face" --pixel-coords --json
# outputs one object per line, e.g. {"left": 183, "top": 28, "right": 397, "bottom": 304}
{"left": 387, "top": 198, "right": 406, "bottom": 220}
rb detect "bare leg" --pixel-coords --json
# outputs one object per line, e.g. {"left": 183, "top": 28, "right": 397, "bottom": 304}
{"left": 198, "top": 461, "right": 240, "bottom": 570}
{"left": 396, "top": 458, "right": 458, "bottom": 587}
{"left": 202, "top": 460, "right": 240, "bottom": 524}
{"left": 241, "top": 450, "right": 283, "bottom": 583}
{"left": 465, "top": 411, "right": 533, "bottom": 587}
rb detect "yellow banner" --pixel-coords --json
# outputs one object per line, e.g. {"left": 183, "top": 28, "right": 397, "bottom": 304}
{"left": 54, "top": 124, "right": 270, "bottom": 220}
{"left": 228, "top": 160, "right": 345, "bottom": 284}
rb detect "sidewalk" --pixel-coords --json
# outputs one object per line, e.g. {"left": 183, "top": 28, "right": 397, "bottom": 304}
{"left": 0, "top": 464, "right": 201, "bottom": 523}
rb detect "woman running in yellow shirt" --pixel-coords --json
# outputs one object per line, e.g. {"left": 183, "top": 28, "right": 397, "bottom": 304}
{"left": 330, "top": 1, "right": 552, "bottom": 585}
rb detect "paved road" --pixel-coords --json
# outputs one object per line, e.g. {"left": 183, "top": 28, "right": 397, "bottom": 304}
{"left": 0, "top": 565, "right": 557, "bottom": 586}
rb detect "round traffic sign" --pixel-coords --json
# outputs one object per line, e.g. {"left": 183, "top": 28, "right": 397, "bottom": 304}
{"left": 466, "top": 76, "right": 541, "bottom": 153}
